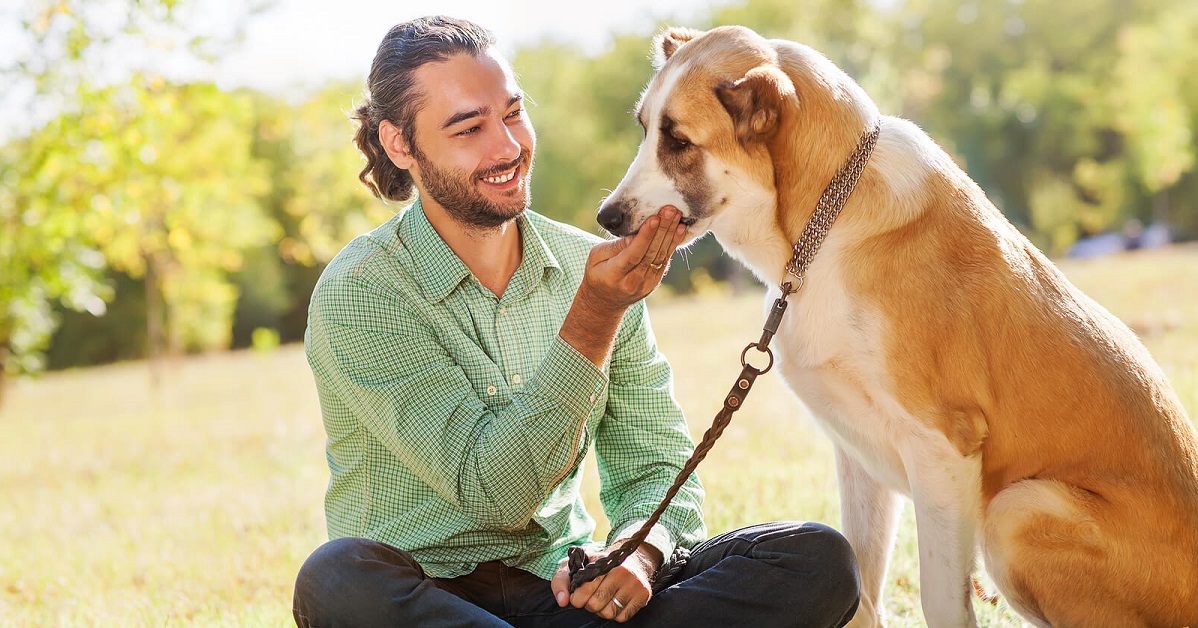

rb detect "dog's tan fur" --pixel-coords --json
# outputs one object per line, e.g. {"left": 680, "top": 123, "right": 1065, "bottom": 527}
{"left": 597, "top": 25, "right": 1198, "bottom": 627}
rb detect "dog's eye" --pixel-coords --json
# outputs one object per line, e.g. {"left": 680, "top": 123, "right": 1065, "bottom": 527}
{"left": 664, "top": 132, "right": 691, "bottom": 152}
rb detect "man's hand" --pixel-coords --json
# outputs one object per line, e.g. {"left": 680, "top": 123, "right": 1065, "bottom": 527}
{"left": 579, "top": 205, "right": 686, "bottom": 313}
{"left": 560, "top": 206, "right": 686, "bottom": 367}
{"left": 550, "top": 543, "right": 664, "bottom": 622}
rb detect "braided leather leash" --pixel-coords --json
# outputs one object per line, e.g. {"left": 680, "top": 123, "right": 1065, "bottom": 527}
{"left": 568, "top": 121, "right": 882, "bottom": 593}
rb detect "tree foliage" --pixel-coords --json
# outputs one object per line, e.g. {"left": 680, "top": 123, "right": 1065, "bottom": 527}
{"left": 3, "top": 0, "right": 1198, "bottom": 397}
{"left": 89, "top": 79, "right": 274, "bottom": 361}
{"left": 0, "top": 0, "right": 266, "bottom": 393}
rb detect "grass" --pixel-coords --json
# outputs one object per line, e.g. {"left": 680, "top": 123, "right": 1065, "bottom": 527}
{"left": 1, "top": 244, "right": 1195, "bottom": 626}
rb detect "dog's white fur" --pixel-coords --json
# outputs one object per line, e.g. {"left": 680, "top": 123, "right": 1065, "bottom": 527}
{"left": 597, "top": 26, "right": 1198, "bottom": 627}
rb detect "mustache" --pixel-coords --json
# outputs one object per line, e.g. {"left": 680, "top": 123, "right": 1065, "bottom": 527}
{"left": 476, "top": 152, "right": 527, "bottom": 179}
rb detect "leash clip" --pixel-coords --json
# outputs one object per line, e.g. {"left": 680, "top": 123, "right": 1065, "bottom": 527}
{"left": 780, "top": 272, "right": 805, "bottom": 296}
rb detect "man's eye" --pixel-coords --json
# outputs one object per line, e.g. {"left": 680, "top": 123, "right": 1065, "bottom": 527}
{"left": 506, "top": 108, "right": 524, "bottom": 119}
{"left": 456, "top": 126, "right": 479, "bottom": 137}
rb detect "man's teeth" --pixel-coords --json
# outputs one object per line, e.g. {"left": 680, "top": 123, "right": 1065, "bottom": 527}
{"left": 484, "top": 169, "right": 517, "bottom": 184}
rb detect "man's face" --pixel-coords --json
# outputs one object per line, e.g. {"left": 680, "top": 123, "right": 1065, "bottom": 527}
{"left": 406, "top": 49, "right": 535, "bottom": 229}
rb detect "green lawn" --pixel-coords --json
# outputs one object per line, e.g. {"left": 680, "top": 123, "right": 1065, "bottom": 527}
{"left": 2, "top": 245, "right": 1195, "bottom": 626}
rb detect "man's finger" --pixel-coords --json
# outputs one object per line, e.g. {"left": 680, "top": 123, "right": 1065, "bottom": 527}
{"left": 651, "top": 224, "right": 688, "bottom": 274}
{"left": 550, "top": 563, "right": 571, "bottom": 608}
{"left": 615, "top": 591, "right": 649, "bottom": 623}
{"left": 569, "top": 574, "right": 603, "bottom": 610}
{"left": 641, "top": 208, "right": 680, "bottom": 269}
{"left": 613, "top": 203, "right": 682, "bottom": 272}
{"left": 611, "top": 215, "right": 660, "bottom": 271}
{"left": 584, "top": 573, "right": 627, "bottom": 615}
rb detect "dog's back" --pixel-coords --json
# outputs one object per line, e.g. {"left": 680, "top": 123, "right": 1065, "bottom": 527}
{"left": 851, "top": 113, "right": 1198, "bottom": 624}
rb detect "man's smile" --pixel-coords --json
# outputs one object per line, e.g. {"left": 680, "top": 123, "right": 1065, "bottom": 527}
{"left": 481, "top": 167, "right": 519, "bottom": 186}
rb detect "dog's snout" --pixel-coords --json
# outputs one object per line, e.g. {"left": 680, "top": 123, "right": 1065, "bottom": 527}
{"left": 596, "top": 201, "right": 627, "bottom": 235}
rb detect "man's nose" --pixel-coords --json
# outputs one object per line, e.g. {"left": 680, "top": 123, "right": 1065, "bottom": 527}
{"left": 489, "top": 123, "right": 521, "bottom": 162}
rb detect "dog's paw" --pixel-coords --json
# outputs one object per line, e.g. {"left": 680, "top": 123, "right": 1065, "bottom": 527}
{"left": 845, "top": 606, "right": 887, "bottom": 628}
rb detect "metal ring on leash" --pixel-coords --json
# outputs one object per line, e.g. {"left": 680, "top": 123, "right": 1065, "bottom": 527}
{"left": 740, "top": 342, "right": 775, "bottom": 374}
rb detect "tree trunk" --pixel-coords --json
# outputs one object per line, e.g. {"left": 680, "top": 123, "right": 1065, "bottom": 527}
{"left": 0, "top": 337, "right": 9, "bottom": 411}
{"left": 145, "top": 253, "right": 165, "bottom": 389}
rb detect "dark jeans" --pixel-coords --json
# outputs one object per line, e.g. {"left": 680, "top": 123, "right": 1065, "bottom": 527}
{"left": 293, "top": 521, "right": 860, "bottom": 627}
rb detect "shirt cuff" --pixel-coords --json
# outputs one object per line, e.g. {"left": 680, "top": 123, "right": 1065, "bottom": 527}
{"left": 610, "top": 520, "right": 676, "bottom": 565}
{"left": 532, "top": 334, "right": 608, "bottom": 419}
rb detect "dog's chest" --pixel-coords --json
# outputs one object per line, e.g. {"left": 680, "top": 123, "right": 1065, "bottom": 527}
{"left": 769, "top": 283, "right": 916, "bottom": 493}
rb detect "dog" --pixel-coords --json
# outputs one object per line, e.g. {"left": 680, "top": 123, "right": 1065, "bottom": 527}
{"left": 596, "top": 25, "right": 1198, "bottom": 627}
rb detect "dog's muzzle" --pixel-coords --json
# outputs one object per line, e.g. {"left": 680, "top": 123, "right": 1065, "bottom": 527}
{"left": 597, "top": 200, "right": 697, "bottom": 237}
{"left": 596, "top": 200, "right": 631, "bottom": 236}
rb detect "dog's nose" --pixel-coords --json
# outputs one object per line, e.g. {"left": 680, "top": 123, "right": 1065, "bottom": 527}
{"left": 596, "top": 202, "right": 626, "bottom": 235}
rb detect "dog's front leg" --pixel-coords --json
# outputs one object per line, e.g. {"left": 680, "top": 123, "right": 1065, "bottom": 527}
{"left": 906, "top": 441, "right": 983, "bottom": 628}
{"left": 836, "top": 446, "right": 902, "bottom": 628}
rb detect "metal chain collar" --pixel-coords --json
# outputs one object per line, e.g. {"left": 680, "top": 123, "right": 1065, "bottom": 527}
{"left": 782, "top": 122, "right": 882, "bottom": 295}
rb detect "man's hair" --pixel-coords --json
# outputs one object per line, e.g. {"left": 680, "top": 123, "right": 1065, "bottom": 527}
{"left": 352, "top": 16, "right": 496, "bottom": 202}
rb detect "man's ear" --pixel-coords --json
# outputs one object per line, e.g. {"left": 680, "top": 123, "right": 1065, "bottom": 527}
{"left": 714, "top": 65, "right": 794, "bottom": 145}
{"left": 652, "top": 27, "right": 703, "bottom": 68}
{"left": 379, "top": 120, "right": 415, "bottom": 170}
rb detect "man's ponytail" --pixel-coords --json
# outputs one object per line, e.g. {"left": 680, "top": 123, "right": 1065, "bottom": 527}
{"left": 352, "top": 100, "right": 412, "bottom": 202}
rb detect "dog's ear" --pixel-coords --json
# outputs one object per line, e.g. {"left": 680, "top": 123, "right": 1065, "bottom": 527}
{"left": 653, "top": 27, "right": 703, "bottom": 68}
{"left": 715, "top": 65, "right": 793, "bottom": 145}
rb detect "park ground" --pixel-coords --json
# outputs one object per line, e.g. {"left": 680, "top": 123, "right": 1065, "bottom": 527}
{"left": 2, "top": 244, "right": 1196, "bottom": 626}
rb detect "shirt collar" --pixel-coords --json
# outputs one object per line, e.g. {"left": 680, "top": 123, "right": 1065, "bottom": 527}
{"left": 398, "top": 198, "right": 562, "bottom": 303}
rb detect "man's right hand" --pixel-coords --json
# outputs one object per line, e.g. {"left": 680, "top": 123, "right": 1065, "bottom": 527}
{"left": 550, "top": 543, "right": 662, "bottom": 623}
{"left": 560, "top": 206, "right": 686, "bottom": 367}
{"left": 578, "top": 205, "right": 686, "bottom": 313}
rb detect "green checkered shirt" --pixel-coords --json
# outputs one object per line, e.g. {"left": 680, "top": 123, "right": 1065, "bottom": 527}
{"left": 304, "top": 199, "right": 706, "bottom": 580}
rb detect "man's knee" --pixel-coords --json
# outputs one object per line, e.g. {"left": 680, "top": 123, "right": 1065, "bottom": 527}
{"left": 796, "top": 523, "right": 860, "bottom": 625}
{"left": 755, "top": 522, "right": 861, "bottom": 625}
{"left": 798, "top": 523, "right": 857, "bottom": 572}
{"left": 293, "top": 537, "right": 421, "bottom": 627}
{"left": 295, "top": 537, "right": 379, "bottom": 602}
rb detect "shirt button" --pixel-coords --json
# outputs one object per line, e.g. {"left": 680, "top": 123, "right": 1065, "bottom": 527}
{"left": 486, "top": 384, "right": 497, "bottom": 396}
{"left": 589, "top": 393, "right": 598, "bottom": 404}
{"left": 512, "top": 373, "right": 522, "bottom": 385}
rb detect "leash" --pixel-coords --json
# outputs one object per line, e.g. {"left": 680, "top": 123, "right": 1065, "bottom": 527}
{"left": 568, "top": 120, "right": 882, "bottom": 593}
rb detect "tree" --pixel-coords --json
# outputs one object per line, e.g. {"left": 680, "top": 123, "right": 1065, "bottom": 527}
{"left": 237, "top": 83, "right": 393, "bottom": 346}
{"left": 887, "top": 0, "right": 1196, "bottom": 252}
{"left": 514, "top": 35, "right": 655, "bottom": 231}
{"left": 84, "top": 78, "right": 275, "bottom": 381}
{"left": 0, "top": 114, "right": 112, "bottom": 405}
{"left": 0, "top": 0, "right": 267, "bottom": 398}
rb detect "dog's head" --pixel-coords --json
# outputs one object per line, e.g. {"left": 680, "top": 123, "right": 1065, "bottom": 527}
{"left": 596, "top": 26, "right": 791, "bottom": 242}
{"left": 597, "top": 26, "right": 876, "bottom": 245}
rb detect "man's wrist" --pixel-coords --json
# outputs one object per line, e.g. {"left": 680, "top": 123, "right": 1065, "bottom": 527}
{"left": 574, "top": 280, "right": 627, "bottom": 321}
{"left": 560, "top": 283, "right": 626, "bottom": 367}
{"left": 633, "top": 543, "right": 664, "bottom": 575}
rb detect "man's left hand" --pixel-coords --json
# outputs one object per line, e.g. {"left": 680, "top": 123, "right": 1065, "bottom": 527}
{"left": 550, "top": 542, "right": 664, "bottom": 622}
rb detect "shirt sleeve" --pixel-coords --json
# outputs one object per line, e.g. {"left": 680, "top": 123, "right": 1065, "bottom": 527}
{"left": 306, "top": 270, "right": 607, "bottom": 531}
{"left": 594, "top": 299, "right": 706, "bottom": 559}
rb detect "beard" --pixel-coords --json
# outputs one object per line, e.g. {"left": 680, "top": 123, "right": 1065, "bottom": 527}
{"left": 414, "top": 146, "right": 533, "bottom": 230}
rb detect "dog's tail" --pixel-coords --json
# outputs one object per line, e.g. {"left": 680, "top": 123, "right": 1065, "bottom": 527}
{"left": 973, "top": 575, "right": 1000, "bottom": 605}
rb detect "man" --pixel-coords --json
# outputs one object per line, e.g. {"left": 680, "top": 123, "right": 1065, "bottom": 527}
{"left": 292, "top": 15, "right": 860, "bottom": 627}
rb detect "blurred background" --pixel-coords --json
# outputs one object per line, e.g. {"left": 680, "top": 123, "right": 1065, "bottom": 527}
{"left": 2, "top": 0, "right": 1196, "bottom": 625}
{"left": 2, "top": 0, "right": 1196, "bottom": 388}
